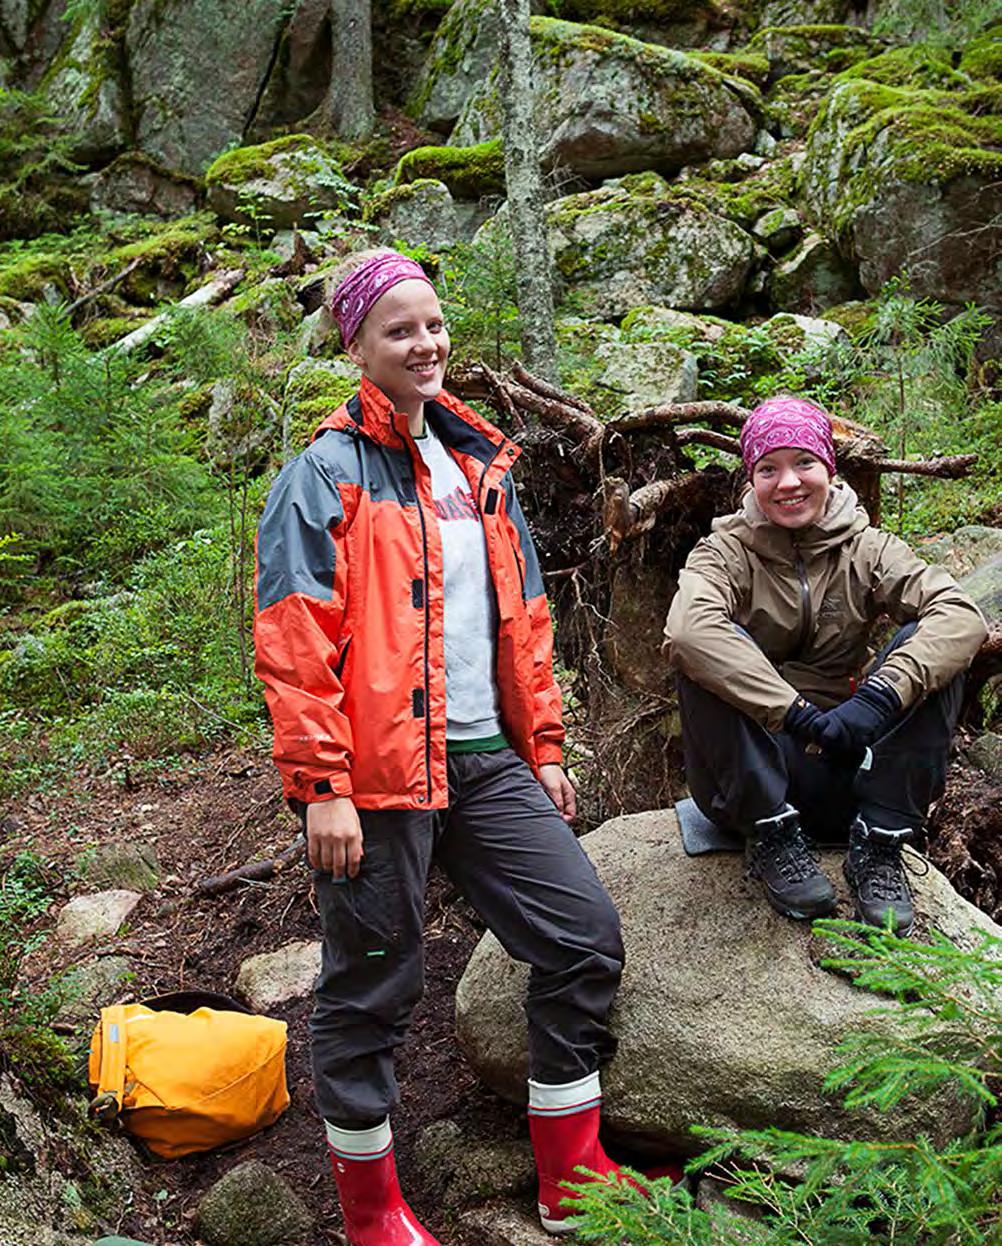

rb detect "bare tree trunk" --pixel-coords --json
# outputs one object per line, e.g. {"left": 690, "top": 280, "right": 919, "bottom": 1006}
{"left": 325, "top": 0, "right": 374, "bottom": 140}
{"left": 496, "top": 0, "right": 557, "bottom": 382}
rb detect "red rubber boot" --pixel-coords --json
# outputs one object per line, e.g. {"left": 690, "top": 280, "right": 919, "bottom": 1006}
{"left": 528, "top": 1072, "right": 642, "bottom": 1235}
{"left": 327, "top": 1120, "right": 441, "bottom": 1245}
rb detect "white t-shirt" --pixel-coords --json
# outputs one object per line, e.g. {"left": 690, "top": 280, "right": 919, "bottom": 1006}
{"left": 414, "top": 422, "right": 502, "bottom": 741}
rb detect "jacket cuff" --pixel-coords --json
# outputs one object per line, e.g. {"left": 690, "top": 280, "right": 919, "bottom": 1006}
{"left": 284, "top": 771, "right": 354, "bottom": 803}
{"left": 535, "top": 741, "right": 564, "bottom": 768}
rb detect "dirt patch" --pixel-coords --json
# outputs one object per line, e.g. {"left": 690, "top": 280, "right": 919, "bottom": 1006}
{"left": 4, "top": 747, "right": 525, "bottom": 1245}
{"left": 4, "top": 736, "right": 1000, "bottom": 1243}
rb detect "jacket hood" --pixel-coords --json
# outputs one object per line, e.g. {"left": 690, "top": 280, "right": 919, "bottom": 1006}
{"left": 711, "top": 480, "right": 870, "bottom": 562}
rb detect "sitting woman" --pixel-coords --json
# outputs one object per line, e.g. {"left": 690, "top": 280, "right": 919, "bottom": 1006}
{"left": 663, "top": 396, "right": 987, "bottom": 933}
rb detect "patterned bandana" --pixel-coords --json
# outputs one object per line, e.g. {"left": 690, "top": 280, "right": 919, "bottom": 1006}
{"left": 330, "top": 251, "right": 434, "bottom": 346}
{"left": 740, "top": 395, "right": 836, "bottom": 478}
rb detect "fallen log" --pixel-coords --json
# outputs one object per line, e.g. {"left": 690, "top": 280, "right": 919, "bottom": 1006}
{"left": 107, "top": 268, "right": 245, "bottom": 354}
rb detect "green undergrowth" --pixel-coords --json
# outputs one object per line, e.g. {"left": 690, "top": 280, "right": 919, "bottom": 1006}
{"left": 0, "top": 88, "right": 87, "bottom": 243}
{"left": 570, "top": 919, "right": 1002, "bottom": 1246}
{"left": 0, "top": 850, "right": 78, "bottom": 1095}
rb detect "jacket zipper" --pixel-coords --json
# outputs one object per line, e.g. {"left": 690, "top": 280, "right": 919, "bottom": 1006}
{"left": 409, "top": 434, "right": 434, "bottom": 806}
{"left": 792, "top": 550, "right": 811, "bottom": 656}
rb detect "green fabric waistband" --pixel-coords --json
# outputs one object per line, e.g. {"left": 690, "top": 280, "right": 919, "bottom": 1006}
{"left": 446, "top": 733, "right": 509, "bottom": 754}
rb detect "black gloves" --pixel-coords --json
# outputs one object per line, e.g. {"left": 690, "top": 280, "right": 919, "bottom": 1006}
{"left": 783, "top": 697, "right": 824, "bottom": 741}
{"left": 784, "top": 679, "right": 902, "bottom": 758}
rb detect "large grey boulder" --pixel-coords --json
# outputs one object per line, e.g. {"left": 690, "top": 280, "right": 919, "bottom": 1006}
{"left": 408, "top": 0, "right": 508, "bottom": 133}
{"left": 126, "top": 0, "right": 289, "bottom": 171}
{"left": 802, "top": 76, "right": 1002, "bottom": 308}
{"left": 452, "top": 18, "right": 759, "bottom": 179}
{"left": 42, "top": 12, "right": 128, "bottom": 162}
{"left": 0, "top": 1073, "right": 142, "bottom": 1245}
{"left": 456, "top": 809, "right": 996, "bottom": 1154}
{"left": 921, "top": 527, "right": 1002, "bottom": 583}
{"left": 542, "top": 178, "right": 756, "bottom": 316}
{"left": 366, "top": 179, "right": 464, "bottom": 252}
{"left": 593, "top": 340, "right": 699, "bottom": 411}
{"left": 767, "top": 231, "right": 861, "bottom": 314}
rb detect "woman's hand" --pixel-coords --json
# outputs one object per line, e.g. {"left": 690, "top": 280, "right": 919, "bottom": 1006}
{"left": 307, "top": 797, "right": 364, "bottom": 878}
{"left": 539, "top": 764, "right": 577, "bottom": 825}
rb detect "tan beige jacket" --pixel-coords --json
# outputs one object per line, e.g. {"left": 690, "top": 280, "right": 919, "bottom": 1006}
{"left": 663, "top": 482, "right": 987, "bottom": 732}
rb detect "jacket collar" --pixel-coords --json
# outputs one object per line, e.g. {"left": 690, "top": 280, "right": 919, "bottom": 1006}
{"left": 313, "top": 374, "right": 521, "bottom": 468}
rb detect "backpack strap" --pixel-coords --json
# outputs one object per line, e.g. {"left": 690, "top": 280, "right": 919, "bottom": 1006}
{"left": 89, "top": 1004, "right": 129, "bottom": 1122}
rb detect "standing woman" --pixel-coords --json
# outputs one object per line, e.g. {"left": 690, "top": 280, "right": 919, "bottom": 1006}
{"left": 254, "top": 249, "right": 627, "bottom": 1244}
{"left": 664, "top": 396, "right": 987, "bottom": 932}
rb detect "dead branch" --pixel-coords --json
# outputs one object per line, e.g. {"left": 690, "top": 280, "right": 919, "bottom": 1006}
{"left": 195, "top": 834, "right": 305, "bottom": 897}
{"left": 512, "top": 360, "right": 595, "bottom": 415}
{"left": 675, "top": 428, "right": 742, "bottom": 454}
{"left": 65, "top": 256, "right": 145, "bottom": 316}
{"left": 604, "top": 473, "right": 706, "bottom": 553}
{"left": 608, "top": 401, "right": 750, "bottom": 435}
{"left": 869, "top": 454, "right": 979, "bottom": 479}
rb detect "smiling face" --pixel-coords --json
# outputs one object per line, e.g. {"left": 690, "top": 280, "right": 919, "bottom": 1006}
{"left": 345, "top": 279, "right": 449, "bottom": 428}
{"left": 752, "top": 446, "right": 831, "bottom": 529}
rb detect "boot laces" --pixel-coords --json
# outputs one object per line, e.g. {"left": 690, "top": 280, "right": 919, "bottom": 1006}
{"left": 855, "top": 838, "right": 925, "bottom": 901}
{"left": 749, "top": 822, "right": 820, "bottom": 884}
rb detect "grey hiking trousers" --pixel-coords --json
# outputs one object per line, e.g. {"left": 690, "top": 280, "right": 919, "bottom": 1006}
{"left": 678, "top": 623, "right": 964, "bottom": 839}
{"left": 308, "top": 749, "right": 624, "bottom": 1128}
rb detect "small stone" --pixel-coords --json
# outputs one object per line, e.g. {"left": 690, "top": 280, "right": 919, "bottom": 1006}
{"left": 197, "top": 1160, "right": 312, "bottom": 1246}
{"left": 236, "top": 940, "right": 322, "bottom": 1010}
{"left": 968, "top": 733, "right": 1002, "bottom": 782}
{"left": 751, "top": 206, "right": 802, "bottom": 254}
{"left": 593, "top": 340, "right": 699, "bottom": 411}
{"left": 56, "top": 891, "right": 143, "bottom": 947}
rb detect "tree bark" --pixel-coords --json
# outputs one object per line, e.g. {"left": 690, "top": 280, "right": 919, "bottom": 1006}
{"left": 497, "top": 0, "right": 557, "bottom": 381}
{"left": 325, "top": 0, "right": 375, "bottom": 140}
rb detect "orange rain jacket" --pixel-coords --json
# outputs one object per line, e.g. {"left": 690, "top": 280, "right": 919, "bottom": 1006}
{"left": 254, "top": 376, "right": 564, "bottom": 810}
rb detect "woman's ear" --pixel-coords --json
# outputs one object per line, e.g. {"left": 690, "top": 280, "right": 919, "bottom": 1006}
{"left": 346, "top": 335, "right": 366, "bottom": 370}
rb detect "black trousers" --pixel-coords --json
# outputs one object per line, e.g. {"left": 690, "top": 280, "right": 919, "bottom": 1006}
{"left": 308, "top": 749, "right": 624, "bottom": 1127}
{"left": 678, "top": 624, "right": 964, "bottom": 840}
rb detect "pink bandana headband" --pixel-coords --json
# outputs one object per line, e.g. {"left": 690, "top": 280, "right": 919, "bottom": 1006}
{"left": 740, "top": 396, "right": 836, "bottom": 478}
{"left": 330, "top": 251, "right": 433, "bottom": 345}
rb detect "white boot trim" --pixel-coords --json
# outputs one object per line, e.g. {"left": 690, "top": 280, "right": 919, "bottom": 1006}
{"left": 325, "top": 1116, "right": 393, "bottom": 1160}
{"left": 539, "top": 1205, "right": 584, "bottom": 1235}
{"left": 527, "top": 1069, "right": 602, "bottom": 1117}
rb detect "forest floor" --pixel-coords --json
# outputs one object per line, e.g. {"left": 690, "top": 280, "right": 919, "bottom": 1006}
{"left": 8, "top": 735, "right": 1002, "bottom": 1245}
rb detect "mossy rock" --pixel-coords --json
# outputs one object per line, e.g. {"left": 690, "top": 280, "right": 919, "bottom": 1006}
{"left": 690, "top": 49, "right": 770, "bottom": 88}
{"left": 284, "top": 359, "right": 361, "bottom": 453}
{"left": 537, "top": 176, "right": 756, "bottom": 316}
{"left": 802, "top": 75, "right": 1002, "bottom": 305}
{"left": 837, "top": 44, "right": 974, "bottom": 92}
{"left": 363, "top": 179, "right": 463, "bottom": 251}
{"left": 103, "top": 212, "right": 221, "bottom": 304}
{"left": 392, "top": 139, "right": 505, "bottom": 199}
{"left": 222, "top": 277, "right": 303, "bottom": 334}
{"left": 748, "top": 24, "right": 884, "bottom": 82}
{"left": 452, "top": 16, "right": 760, "bottom": 179}
{"left": 764, "top": 69, "right": 830, "bottom": 138}
{"left": 79, "top": 314, "right": 147, "bottom": 348}
{"left": 0, "top": 250, "right": 71, "bottom": 301}
{"left": 662, "top": 150, "right": 801, "bottom": 229}
{"left": 205, "top": 135, "right": 358, "bottom": 230}
{"left": 960, "top": 25, "right": 1002, "bottom": 82}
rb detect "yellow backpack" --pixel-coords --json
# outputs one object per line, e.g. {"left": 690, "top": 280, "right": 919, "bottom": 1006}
{"left": 88, "top": 999, "right": 290, "bottom": 1158}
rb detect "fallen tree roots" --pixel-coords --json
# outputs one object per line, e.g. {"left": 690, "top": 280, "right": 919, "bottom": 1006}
{"left": 450, "top": 362, "right": 980, "bottom": 539}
